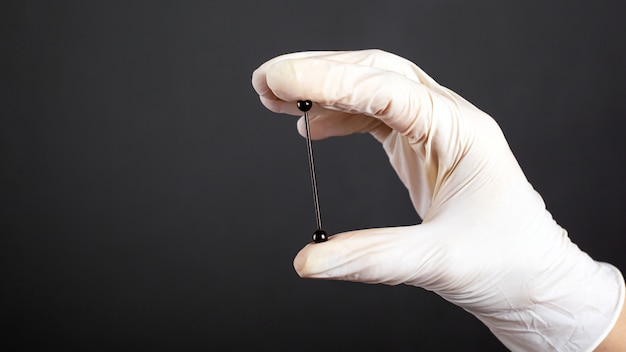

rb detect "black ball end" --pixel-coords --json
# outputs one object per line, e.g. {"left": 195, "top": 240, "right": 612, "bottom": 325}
{"left": 313, "top": 229, "right": 328, "bottom": 243}
{"left": 297, "top": 100, "right": 313, "bottom": 112}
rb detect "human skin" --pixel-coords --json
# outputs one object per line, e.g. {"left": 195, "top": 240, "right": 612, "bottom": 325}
{"left": 596, "top": 297, "right": 626, "bottom": 351}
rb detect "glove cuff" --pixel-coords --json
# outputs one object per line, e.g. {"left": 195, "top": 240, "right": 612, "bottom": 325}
{"left": 585, "top": 263, "right": 625, "bottom": 352}
{"left": 479, "top": 260, "right": 624, "bottom": 352}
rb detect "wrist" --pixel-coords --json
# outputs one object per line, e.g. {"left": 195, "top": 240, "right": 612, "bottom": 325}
{"left": 596, "top": 293, "right": 626, "bottom": 351}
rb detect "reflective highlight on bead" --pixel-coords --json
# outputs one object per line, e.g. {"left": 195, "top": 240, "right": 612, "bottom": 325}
{"left": 297, "top": 100, "right": 313, "bottom": 112}
{"left": 313, "top": 229, "right": 328, "bottom": 243}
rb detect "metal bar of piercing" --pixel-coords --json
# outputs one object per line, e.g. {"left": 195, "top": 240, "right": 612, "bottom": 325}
{"left": 297, "top": 100, "right": 328, "bottom": 243}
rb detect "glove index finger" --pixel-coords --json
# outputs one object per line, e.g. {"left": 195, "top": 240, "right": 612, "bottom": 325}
{"left": 264, "top": 57, "right": 435, "bottom": 140}
{"left": 252, "top": 51, "right": 338, "bottom": 105}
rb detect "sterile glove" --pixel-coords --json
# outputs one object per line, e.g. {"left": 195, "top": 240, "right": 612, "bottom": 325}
{"left": 251, "top": 49, "right": 624, "bottom": 351}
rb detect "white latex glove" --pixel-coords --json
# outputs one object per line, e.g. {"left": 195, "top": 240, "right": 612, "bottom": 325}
{"left": 251, "top": 49, "right": 624, "bottom": 351}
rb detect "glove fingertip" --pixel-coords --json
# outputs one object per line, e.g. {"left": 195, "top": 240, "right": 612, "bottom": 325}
{"left": 293, "top": 242, "right": 326, "bottom": 279}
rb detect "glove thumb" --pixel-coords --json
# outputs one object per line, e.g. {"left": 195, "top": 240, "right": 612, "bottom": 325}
{"left": 293, "top": 224, "right": 441, "bottom": 286}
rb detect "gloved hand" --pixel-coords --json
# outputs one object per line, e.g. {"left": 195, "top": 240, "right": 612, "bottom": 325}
{"left": 251, "top": 49, "right": 624, "bottom": 351}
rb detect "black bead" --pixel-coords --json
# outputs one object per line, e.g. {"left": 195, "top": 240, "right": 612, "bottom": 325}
{"left": 297, "top": 100, "right": 313, "bottom": 112}
{"left": 313, "top": 229, "right": 327, "bottom": 243}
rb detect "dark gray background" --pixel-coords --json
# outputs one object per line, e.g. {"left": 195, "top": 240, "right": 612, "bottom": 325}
{"left": 2, "top": 1, "right": 625, "bottom": 350}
